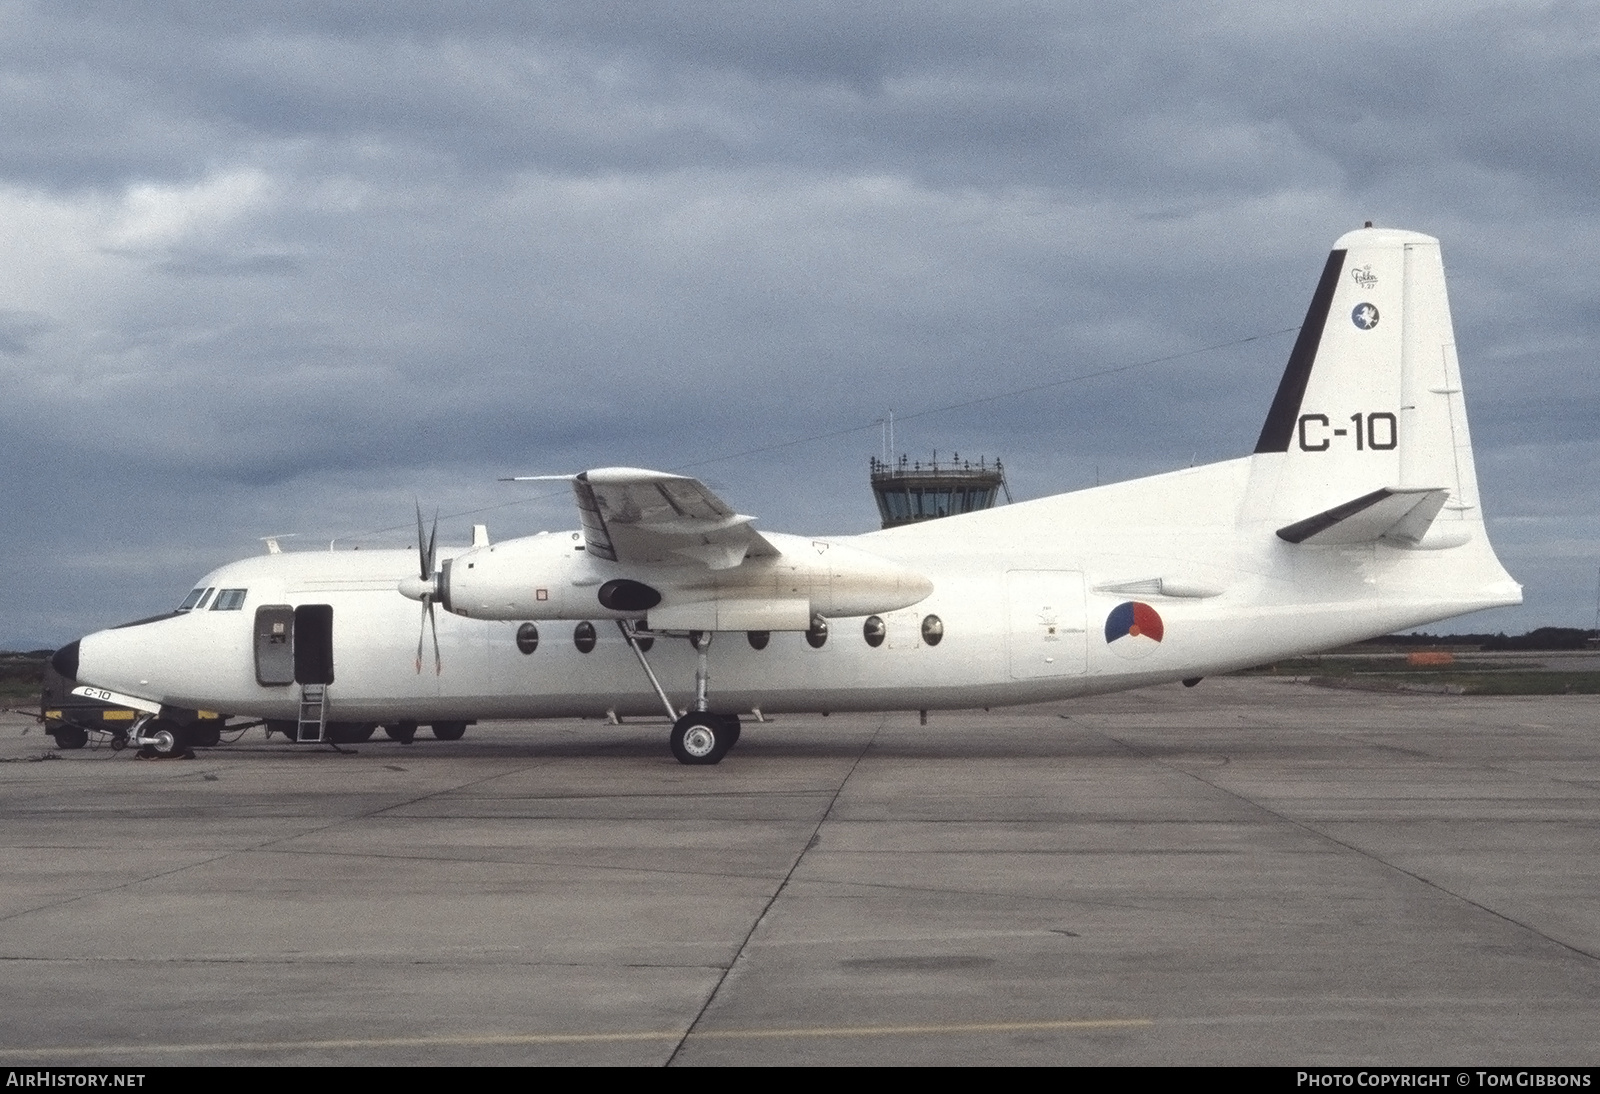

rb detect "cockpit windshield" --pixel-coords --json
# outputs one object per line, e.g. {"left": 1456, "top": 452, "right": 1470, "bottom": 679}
{"left": 211, "top": 589, "right": 248, "bottom": 611}
{"left": 177, "top": 587, "right": 215, "bottom": 612}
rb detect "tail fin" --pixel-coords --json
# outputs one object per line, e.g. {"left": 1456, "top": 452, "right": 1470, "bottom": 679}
{"left": 1245, "top": 227, "right": 1481, "bottom": 548}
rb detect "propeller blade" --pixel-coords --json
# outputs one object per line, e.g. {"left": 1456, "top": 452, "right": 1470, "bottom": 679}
{"left": 425, "top": 510, "right": 438, "bottom": 581}
{"left": 415, "top": 601, "right": 428, "bottom": 674}
{"left": 427, "top": 600, "right": 441, "bottom": 675}
{"left": 410, "top": 503, "right": 443, "bottom": 674}
{"left": 414, "top": 502, "right": 429, "bottom": 582}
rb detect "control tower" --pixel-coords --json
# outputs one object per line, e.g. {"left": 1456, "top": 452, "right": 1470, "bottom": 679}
{"left": 869, "top": 453, "right": 1010, "bottom": 529}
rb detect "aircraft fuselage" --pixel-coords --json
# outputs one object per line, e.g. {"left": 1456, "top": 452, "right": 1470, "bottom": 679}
{"left": 67, "top": 456, "right": 1517, "bottom": 726}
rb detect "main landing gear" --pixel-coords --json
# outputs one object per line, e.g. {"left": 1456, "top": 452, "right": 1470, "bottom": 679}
{"left": 619, "top": 621, "right": 742, "bottom": 766}
{"left": 670, "top": 712, "right": 742, "bottom": 766}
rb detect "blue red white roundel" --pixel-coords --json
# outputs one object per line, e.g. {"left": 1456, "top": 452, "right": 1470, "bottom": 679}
{"left": 1104, "top": 601, "right": 1164, "bottom": 658}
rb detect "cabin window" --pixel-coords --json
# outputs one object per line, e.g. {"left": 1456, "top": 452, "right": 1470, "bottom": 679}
{"left": 516, "top": 623, "right": 539, "bottom": 655}
{"left": 863, "top": 616, "right": 886, "bottom": 648}
{"left": 921, "top": 614, "right": 944, "bottom": 646}
{"left": 211, "top": 589, "right": 248, "bottom": 611}
{"left": 805, "top": 616, "right": 829, "bottom": 649}
{"left": 574, "top": 621, "right": 597, "bottom": 654}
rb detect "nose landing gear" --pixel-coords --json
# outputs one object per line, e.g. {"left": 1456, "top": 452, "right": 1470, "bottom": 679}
{"left": 124, "top": 716, "right": 194, "bottom": 759}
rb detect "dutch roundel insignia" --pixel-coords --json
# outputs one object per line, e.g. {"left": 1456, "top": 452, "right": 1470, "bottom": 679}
{"left": 1104, "top": 601, "right": 1164, "bottom": 659}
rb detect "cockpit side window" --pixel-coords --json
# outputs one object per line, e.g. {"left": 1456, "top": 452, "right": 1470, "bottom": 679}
{"left": 194, "top": 588, "right": 215, "bottom": 610}
{"left": 178, "top": 587, "right": 214, "bottom": 612}
{"left": 211, "top": 589, "right": 248, "bottom": 611}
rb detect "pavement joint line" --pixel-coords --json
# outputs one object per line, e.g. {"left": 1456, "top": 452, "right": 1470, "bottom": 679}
{"left": 0, "top": 955, "right": 733, "bottom": 968}
{"left": 0, "top": 751, "right": 571, "bottom": 928}
{"left": 0, "top": 1017, "right": 1155, "bottom": 1056}
{"left": 1097, "top": 729, "right": 1600, "bottom": 968}
{"left": 1323, "top": 724, "right": 1600, "bottom": 793}
{"left": 255, "top": 845, "right": 797, "bottom": 884}
{"left": 665, "top": 715, "right": 887, "bottom": 1066}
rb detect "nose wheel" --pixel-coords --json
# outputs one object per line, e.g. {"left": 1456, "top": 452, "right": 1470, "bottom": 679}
{"left": 670, "top": 712, "right": 741, "bottom": 766}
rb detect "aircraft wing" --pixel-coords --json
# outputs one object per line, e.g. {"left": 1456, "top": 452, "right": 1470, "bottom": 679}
{"left": 570, "top": 467, "right": 778, "bottom": 569}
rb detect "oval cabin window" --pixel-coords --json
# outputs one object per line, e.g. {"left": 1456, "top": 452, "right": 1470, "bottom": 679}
{"left": 805, "top": 617, "right": 829, "bottom": 649}
{"left": 863, "top": 616, "right": 886, "bottom": 648}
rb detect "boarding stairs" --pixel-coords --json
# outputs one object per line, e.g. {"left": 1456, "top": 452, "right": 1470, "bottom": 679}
{"left": 297, "top": 684, "right": 328, "bottom": 743}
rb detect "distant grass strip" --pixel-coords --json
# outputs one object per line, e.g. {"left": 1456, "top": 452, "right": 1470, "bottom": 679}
{"left": 1349, "top": 672, "right": 1600, "bottom": 696}
{"left": 1235, "top": 653, "right": 1600, "bottom": 694}
{"left": 0, "top": 655, "right": 47, "bottom": 702}
{"left": 1239, "top": 657, "right": 1536, "bottom": 676}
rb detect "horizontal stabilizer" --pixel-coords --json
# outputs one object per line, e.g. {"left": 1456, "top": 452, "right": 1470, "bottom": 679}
{"left": 1276, "top": 487, "right": 1448, "bottom": 546}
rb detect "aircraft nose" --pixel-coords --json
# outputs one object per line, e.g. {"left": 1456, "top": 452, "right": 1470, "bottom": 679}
{"left": 50, "top": 640, "right": 80, "bottom": 683}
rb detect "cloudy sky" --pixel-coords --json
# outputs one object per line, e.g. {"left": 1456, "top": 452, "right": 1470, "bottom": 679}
{"left": 3, "top": 1, "right": 1597, "bottom": 648}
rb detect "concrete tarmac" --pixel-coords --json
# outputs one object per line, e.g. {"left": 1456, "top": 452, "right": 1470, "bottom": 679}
{"left": 1, "top": 677, "right": 1596, "bottom": 1066}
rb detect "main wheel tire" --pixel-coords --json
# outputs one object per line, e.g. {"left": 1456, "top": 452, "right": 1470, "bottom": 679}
{"left": 384, "top": 721, "right": 417, "bottom": 743}
{"left": 430, "top": 721, "right": 467, "bottom": 741}
{"left": 670, "top": 713, "right": 731, "bottom": 766}
{"left": 329, "top": 722, "right": 377, "bottom": 743}
{"left": 191, "top": 724, "right": 222, "bottom": 748}
{"left": 51, "top": 725, "right": 88, "bottom": 750}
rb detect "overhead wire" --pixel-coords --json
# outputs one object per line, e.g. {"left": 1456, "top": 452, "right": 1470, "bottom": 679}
{"left": 336, "top": 324, "right": 1299, "bottom": 544}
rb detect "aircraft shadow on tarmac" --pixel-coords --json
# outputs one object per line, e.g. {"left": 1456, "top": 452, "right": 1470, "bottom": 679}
{"left": 188, "top": 729, "right": 1282, "bottom": 763}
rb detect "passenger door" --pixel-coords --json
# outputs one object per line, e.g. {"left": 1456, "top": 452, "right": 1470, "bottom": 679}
{"left": 254, "top": 606, "right": 295, "bottom": 686}
{"left": 293, "top": 604, "right": 335, "bottom": 685}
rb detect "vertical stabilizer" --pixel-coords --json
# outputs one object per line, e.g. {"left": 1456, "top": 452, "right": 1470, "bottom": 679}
{"left": 1245, "top": 228, "right": 1482, "bottom": 545}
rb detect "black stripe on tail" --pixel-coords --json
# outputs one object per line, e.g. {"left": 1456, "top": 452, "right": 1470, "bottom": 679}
{"left": 1254, "top": 249, "right": 1346, "bottom": 453}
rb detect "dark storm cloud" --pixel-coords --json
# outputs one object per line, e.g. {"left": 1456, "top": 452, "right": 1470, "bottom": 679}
{"left": 1, "top": 1, "right": 1597, "bottom": 644}
{"left": 11, "top": 3, "right": 1596, "bottom": 194}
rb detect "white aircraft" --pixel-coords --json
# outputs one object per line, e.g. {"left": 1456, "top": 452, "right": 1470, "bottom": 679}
{"left": 44, "top": 227, "right": 1521, "bottom": 763}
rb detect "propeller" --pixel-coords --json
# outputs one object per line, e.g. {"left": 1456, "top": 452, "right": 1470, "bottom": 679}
{"left": 397, "top": 503, "right": 442, "bottom": 675}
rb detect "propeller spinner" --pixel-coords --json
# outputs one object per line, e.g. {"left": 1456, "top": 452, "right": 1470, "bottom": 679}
{"left": 396, "top": 504, "right": 443, "bottom": 674}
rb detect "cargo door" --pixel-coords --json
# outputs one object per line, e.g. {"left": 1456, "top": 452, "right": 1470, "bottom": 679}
{"left": 1006, "top": 570, "right": 1087, "bottom": 678}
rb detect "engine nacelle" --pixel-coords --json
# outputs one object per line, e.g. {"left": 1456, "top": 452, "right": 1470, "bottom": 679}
{"left": 419, "top": 530, "right": 933, "bottom": 629}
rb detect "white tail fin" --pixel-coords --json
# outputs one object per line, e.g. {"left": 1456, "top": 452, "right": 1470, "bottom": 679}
{"left": 1244, "top": 227, "right": 1481, "bottom": 548}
